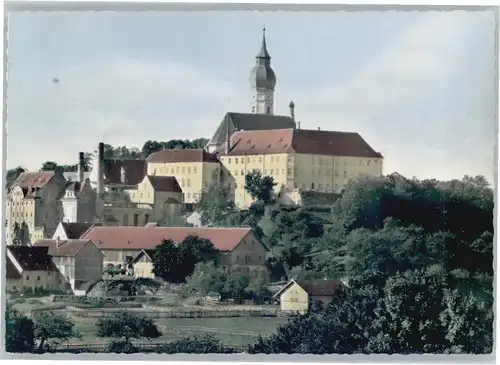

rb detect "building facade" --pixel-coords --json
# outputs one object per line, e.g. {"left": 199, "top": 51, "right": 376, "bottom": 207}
{"left": 217, "top": 128, "right": 383, "bottom": 208}
{"left": 6, "top": 171, "right": 67, "bottom": 244}
{"left": 146, "top": 149, "right": 220, "bottom": 204}
{"left": 34, "top": 238, "right": 104, "bottom": 295}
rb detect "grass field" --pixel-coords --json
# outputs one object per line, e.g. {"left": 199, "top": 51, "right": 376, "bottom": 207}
{"left": 71, "top": 315, "right": 288, "bottom": 347}
{"left": 9, "top": 296, "right": 289, "bottom": 348}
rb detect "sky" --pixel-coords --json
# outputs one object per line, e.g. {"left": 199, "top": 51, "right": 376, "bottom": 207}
{"left": 5, "top": 10, "right": 497, "bottom": 183}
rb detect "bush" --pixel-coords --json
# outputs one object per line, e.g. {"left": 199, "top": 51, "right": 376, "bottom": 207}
{"left": 156, "top": 334, "right": 235, "bottom": 354}
{"left": 106, "top": 340, "right": 138, "bottom": 354}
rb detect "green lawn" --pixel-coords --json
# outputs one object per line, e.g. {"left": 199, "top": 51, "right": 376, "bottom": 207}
{"left": 71, "top": 316, "right": 288, "bottom": 347}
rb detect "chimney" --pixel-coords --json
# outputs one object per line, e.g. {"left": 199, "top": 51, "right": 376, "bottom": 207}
{"left": 297, "top": 122, "right": 301, "bottom": 130}
{"left": 289, "top": 100, "right": 295, "bottom": 121}
{"left": 225, "top": 127, "right": 231, "bottom": 154}
{"left": 77, "top": 152, "right": 85, "bottom": 183}
{"left": 317, "top": 127, "right": 321, "bottom": 131}
{"left": 97, "top": 142, "right": 105, "bottom": 197}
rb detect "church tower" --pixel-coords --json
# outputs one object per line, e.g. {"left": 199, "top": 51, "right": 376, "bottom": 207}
{"left": 249, "top": 28, "right": 276, "bottom": 115}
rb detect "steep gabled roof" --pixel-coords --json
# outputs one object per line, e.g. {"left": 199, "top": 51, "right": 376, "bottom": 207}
{"left": 7, "top": 246, "right": 58, "bottom": 271}
{"left": 103, "top": 159, "right": 147, "bottom": 186}
{"left": 12, "top": 172, "right": 56, "bottom": 189}
{"left": 208, "top": 112, "right": 296, "bottom": 148}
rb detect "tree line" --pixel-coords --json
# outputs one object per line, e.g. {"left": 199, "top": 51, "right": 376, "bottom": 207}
{"left": 196, "top": 172, "right": 494, "bottom": 354}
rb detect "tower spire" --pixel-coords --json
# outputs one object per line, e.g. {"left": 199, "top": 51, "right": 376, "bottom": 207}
{"left": 249, "top": 28, "right": 276, "bottom": 115}
{"left": 256, "top": 27, "right": 271, "bottom": 59}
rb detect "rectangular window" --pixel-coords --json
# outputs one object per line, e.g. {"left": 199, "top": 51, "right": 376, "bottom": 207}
{"left": 176, "top": 167, "right": 180, "bottom": 173}
{"left": 187, "top": 167, "right": 191, "bottom": 173}
{"left": 182, "top": 167, "right": 186, "bottom": 173}
{"left": 187, "top": 179, "right": 191, "bottom": 187}
{"left": 193, "top": 167, "right": 197, "bottom": 173}
{"left": 270, "top": 169, "right": 274, "bottom": 175}
{"left": 26, "top": 276, "right": 30, "bottom": 280}
{"left": 37, "top": 276, "right": 41, "bottom": 281}
{"left": 133, "top": 214, "right": 139, "bottom": 226}
{"left": 235, "top": 158, "right": 238, "bottom": 164}
{"left": 287, "top": 168, "right": 292, "bottom": 176}
{"left": 228, "top": 158, "right": 232, "bottom": 164}
{"left": 241, "top": 170, "right": 244, "bottom": 176}
{"left": 144, "top": 214, "right": 150, "bottom": 225}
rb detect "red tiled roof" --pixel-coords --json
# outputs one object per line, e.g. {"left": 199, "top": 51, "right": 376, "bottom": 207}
{"left": 33, "top": 239, "right": 95, "bottom": 257}
{"left": 220, "top": 129, "right": 383, "bottom": 158}
{"left": 12, "top": 172, "right": 56, "bottom": 189}
{"left": 81, "top": 226, "right": 253, "bottom": 252}
{"left": 59, "top": 222, "right": 101, "bottom": 239}
{"left": 7, "top": 246, "right": 58, "bottom": 271}
{"left": 146, "top": 175, "right": 182, "bottom": 193}
{"left": 146, "top": 149, "right": 220, "bottom": 163}
{"left": 6, "top": 256, "right": 22, "bottom": 279}
{"left": 103, "top": 159, "right": 147, "bottom": 185}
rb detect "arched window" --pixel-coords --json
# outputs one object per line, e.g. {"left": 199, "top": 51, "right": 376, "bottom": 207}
{"left": 266, "top": 106, "right": 271, "bottom": 114}
{"left": 311, "top": 182, "right": 315, "bottom": 190}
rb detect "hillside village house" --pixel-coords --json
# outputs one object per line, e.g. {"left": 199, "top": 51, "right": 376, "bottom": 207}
{"left": 273, "top": 278, "right": 344, "bottom": 314}
{"left": 6, "top": 246, "right": 67, "bottom": 293}
{"left": 81, "top": 225, "right": 268, "bottom": 277}
{"left": 6, "top": 171, "right": 67, "bottom": 244}
{"left": 34, "top": 238, "right": 104, "bottom": 295}
{"left": 146, "top": 149, "right": 220, "bottom": 204}
{"left": 131, "top": 249, "right": 156, "bottom": 279}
